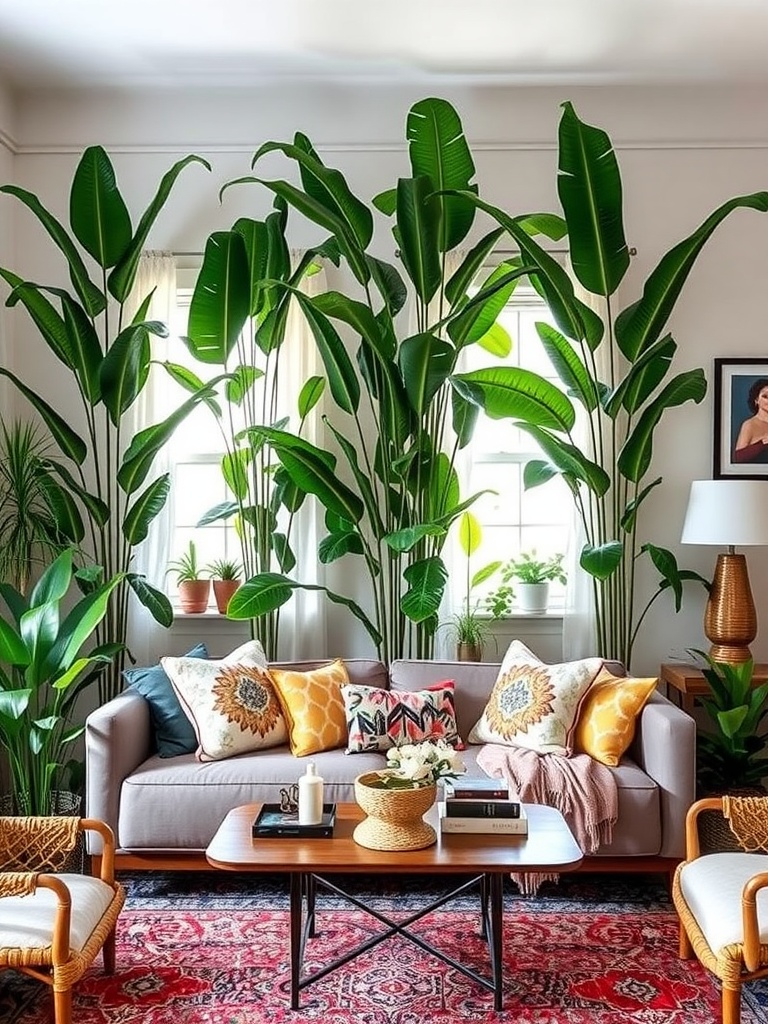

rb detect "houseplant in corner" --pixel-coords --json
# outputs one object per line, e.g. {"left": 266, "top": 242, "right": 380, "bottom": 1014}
{"left": 168, "top": 541, "right": 210, "bottom": 614}
{"left": 449, "top": 101, "right": 765, "bottom": 667}
{"left": 353, "top": 739, "right": 465, "bottom": 852}
{"left": 206, "top": 557, "right": 242, "bottom": 614}
{"left": 0, "top": 548, "right": 123, "bottom": 816}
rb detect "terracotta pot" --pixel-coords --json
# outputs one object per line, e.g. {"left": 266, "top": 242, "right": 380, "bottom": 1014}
{"left": 213, "top": 579, "right": 240, "bottom": 614}
{"left": 456, "top": 642, "right": 483, "bottom": 662}
{"left": 178, "top": 579, "right": 210, "bottom": 613}
{"left": 353, "top": 770, "right": 437, "bottom": 851}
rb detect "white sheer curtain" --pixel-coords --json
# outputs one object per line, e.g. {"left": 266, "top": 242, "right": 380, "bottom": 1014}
{"left": 277, "top": 254, "right": 328, "bottom": 659}
{"left": 124, "top": 252, "right": 177, "bottom": 666}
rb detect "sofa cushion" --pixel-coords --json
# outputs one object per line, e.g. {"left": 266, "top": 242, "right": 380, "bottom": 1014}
{"left": 467, "top": 641, "right": 603, "bottom": 755}
{"left": 270, "top": 659, "right": 349, "bottom": 757}
{"left": 342, "top": 679, "right": 461, "bottom": 753}
{"left": 574, "top": 667, "right": 657, "bottom": 767}
{"left": 389, "top": 660, "right": 500, "bottom": 741}
{"left": 123, "top": 642, "right": 206, "bottom": 757}
{"left": 163, "top": 640, "right": 285, "bottom": 762}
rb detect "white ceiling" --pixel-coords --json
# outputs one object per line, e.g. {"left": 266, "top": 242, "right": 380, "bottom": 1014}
{"left": 0, "top": 0, "right": 767, "bottom": 90}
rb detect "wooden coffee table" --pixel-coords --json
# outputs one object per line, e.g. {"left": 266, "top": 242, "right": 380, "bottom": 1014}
{"left": 206, "top": 801, "right": 582, "bottom": 1010}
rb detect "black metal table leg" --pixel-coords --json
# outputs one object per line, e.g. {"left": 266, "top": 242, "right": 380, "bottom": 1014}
{"left": 290, "top": 871, "right": 303, "bottom": 1009}
{"left": 480, "top": 873, "right": 490, "bottom": 938}
{"left": 306, "top": 873, "right": 316, "bottom": 937}
{"left": 489, "top": 872, "right": 504, "bottom": 1010}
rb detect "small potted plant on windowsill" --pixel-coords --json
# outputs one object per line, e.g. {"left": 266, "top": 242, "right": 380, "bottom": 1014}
{"left": 443, "top": 512, "right": 501, "bottom": 661}
{"left": 206, "top": 557, "right": 243, "bottom": 614}
{"left": 487, "top": 550, "right": 567, "bottom": 615}
{"left": 167, "top": 540, "right": 210, "bottom": 614}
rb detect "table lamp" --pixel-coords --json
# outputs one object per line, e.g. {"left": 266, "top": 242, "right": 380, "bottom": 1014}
{"left": 681, "top": 479, "right": 768, "bottom": 664}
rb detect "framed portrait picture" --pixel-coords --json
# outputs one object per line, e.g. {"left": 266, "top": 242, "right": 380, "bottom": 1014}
{"left": 713, "top": 358, "right": 768, "bottom": 478}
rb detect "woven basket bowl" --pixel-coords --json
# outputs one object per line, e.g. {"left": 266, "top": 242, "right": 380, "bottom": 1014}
{"left": 353, "top": 771, "right": 437, "bottom": 851}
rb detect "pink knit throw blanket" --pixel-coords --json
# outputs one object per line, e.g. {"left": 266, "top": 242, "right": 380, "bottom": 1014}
{"left": 476, "top": 743, "right": 618, "bottom": 894}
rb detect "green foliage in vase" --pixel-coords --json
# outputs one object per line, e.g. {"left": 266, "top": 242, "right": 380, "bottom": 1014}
{"left": 0, "top": 147, "right": 214, "bottom": 702}
{"left": 0, "top": 549, "right": 123, "bottom": 815}
{"left": 448, "top": 101, "right": 764, "bottom": 666}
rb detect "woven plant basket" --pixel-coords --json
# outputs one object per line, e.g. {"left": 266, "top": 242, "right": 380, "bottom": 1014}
{"left": 697, "top": 786, "right": 767, "bottom": 854}
{"left": 353, "top": 771, "right": 437, "bottom": 851}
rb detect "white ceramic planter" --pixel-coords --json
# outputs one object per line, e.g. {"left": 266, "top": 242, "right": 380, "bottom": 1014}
{"left": 516, "top": 582, "right": 550, "bottom": 614}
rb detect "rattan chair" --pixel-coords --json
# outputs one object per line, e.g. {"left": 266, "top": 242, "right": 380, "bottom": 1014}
{"left": 673, "top": 796, "right": 768, "bottom": 1024}
{"left": 0, "top": 815, "right": 125, "bottom": 1024}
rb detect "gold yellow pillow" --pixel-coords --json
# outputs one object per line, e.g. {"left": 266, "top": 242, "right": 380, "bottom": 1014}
{"left": 270, "top": 659, "right": 350, "bottom": 757}
{"left": 574, "top": 667, "right": 657, "bottom": 767}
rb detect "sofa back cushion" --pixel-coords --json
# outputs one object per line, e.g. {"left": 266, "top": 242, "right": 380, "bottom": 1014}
{"left": 389, "top": 659, "right": 500, "bottom": 741}
{"left": 271, "top": 659, "right": 388, "bottom": 690}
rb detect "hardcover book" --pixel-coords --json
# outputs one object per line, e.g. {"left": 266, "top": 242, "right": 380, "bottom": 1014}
{"left": 444, "top": 799, "right": 521, "bottom": 818}
{"left": 444, "top": 777, "right": 509, "bottom": 801}
{"left": 438, "top": 802, "right": 528, "bottom": 835}
{"left": 252, "top": 802, "right": 337, "bottom": 838}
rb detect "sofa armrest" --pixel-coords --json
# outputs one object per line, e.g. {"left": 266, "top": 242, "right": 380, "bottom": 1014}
{"left": 85, "top": 690, "right": 151, "bottom": 854}
{"left": 631, "top": 691, "right": 696, "bottom": 859}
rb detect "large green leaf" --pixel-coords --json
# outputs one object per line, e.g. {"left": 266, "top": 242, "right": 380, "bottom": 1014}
{"left": 226, "top": 365, "right": 262, "bottom": 405}
{"left": 603, "top": 335, "right": 676, "bottom": 418}
{"left": 406, "top": 97, "right": 477, "bottom": 252}
{"left": 536, "top": 322, "right": 599, "bottom": 412}
{"left": 383, "top": 524, "right": 446, "bottom": 553}
{"left": 158, "top": 361, "right": 222, "bottom": 418}
{"left": 445, "top": 228, "right": 505, "bottom": 305}
{"left": 222, "top": 449, "right": 251, "bottom": 501}
{"left": 617, "top": 369, "right": 707, "bottom": 482}
{"left": 122, "top": 475, "right": 171, "bottom": 545}
{"left": 557, "top": 102, "right": 630, "bottom": 297}
{"left": 291, "top": 291, "right": 360, "bottom": 414}
{"left": 43, "top": 288, "right": 103, "bottom": 404}
{"left": 451, "top": 387, "right": 479, "bottom": 450}
{"left": 398, "top": 333, "right": 454, "bottom": 416}
{"left": 39, "top": 460, "right": 110, "bottom": 527}
{"left": 35, "top": 476, "right": 85, "bottom": 544}
{"left": 30, "top": 548, "right": 73, "bottom": 607}
{"left": 580, "top": 542, "right": 624, "bottom": 580}
{"left": 0, "top": 272, "right": 72, "bottom": 368}
{"left": 401, "top": 556, "right": 448, "bottom": 623}
{"left": 20, "top": 602, "right": 60, "bottom": 685}
{"left": 452, "top": 366, "right": 576, "bottom": 432}
{"left": 298, "top": 376, "right": 325, "bottom": 419}
{"left": 458, "top": 511, "right": 482, "bottom": 557}
{"left": 446, "top": 264, "right": 529, "bottom": 348}
{"left": 318, "top": 530, "right": 364, "bottom": 563}
{"left": 99, "top": 324, "right": 151, "bottom": 424}
{"left": 615, "top": 191, "right": 768, "bottom": 361}
{"left": 126, "top": 574, "right": 173, "bottom": 627}
{"left": 254, "top": 139, "right": 373, "bottom": 250}
{"left": 108, "top": 154, "right": 211, "bottom": 302}
{"left": 325, "top": 421, "right": 385, "bottom": 539}
{"left": 396, "top": 176, "right": 442, "bottom": 306}
{"left": 70, "top": 146, "right": 132, "bottom": 269}
{"left": 0, "top": 617, "right": 29, "bottom": 666}
{"left": 0, "top": 184, "right": 106, "bottom": 317}
{"left": 366, "top": 255, "right": 407, "bottom": 317}
{"left": 0, "top": 368, "right": 87, "bottom": 464}
{"left": 518, "top": 423, "right": 611, "bottom": 495}
{"left": 45, "top": 575, "right": 123, "bottom": 673}
{"left": 186, "top": 231, "right": 251, "bottom": 365}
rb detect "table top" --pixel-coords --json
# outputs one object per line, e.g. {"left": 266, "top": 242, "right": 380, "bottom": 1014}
{"left": 205, "top": 802, "right": 584, "bottom": 875}
{"left": 660, "top": 662, "right": 768, "bottom": 694}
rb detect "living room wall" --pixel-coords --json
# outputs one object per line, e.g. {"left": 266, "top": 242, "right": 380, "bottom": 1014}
{"left": 4, "top": 80, "right": 768, "bottom": 675}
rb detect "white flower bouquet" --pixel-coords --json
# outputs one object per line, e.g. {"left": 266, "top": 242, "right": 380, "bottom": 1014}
{"left": 370, "top": 740, "right": 466, "bottom": 790}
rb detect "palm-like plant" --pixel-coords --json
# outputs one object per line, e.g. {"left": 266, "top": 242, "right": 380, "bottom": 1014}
{"left": 0, "top": 147, "right": 213, "bottom": 701}
{"left": 449, "top": 102, "right": 767, "bottom": 666}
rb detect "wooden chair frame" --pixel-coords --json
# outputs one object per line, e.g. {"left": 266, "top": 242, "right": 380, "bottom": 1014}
{"left": 0, "top": 816, "right": 126, "bottom": 1024}
{"left": 673, "top": 797, "right": 768, "bottom": 1024}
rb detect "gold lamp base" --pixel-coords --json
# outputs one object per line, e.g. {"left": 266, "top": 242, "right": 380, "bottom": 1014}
{"left": 704, "top": 552, "right": 757, "bottom": 664}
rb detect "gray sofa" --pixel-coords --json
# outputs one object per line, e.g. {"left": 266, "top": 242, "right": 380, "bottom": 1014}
{"left": 84, "top": 657, "right": 696, "bottom": 871}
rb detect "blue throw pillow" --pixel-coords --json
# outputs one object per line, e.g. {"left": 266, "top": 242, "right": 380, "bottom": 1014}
{"left": 123, "top": 643, "right": 207, "bottom": 757}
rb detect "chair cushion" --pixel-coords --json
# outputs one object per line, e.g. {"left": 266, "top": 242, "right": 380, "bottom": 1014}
{"left": 0, "top": 874, "right": 116, "bottom": 952}
{"left": 123, "top": 642, "right": 207, "bottom": 757}
{"left": 679, "top": 852, "right": 768, "bottom": 952}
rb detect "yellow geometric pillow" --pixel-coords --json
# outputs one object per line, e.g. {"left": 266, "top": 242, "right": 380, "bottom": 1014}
{"left": 574, "top": 667, "right": 657, "bottom": 767}
{"left": 270, "top": 659, "right": 350, "bottom": 757}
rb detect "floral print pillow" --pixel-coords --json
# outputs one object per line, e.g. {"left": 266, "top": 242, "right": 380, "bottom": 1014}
{"left": 468, "top": 641, "right": 603, "bottom": 756}
{"left": 342, "top": 680, "right": 462, "bottom": 753}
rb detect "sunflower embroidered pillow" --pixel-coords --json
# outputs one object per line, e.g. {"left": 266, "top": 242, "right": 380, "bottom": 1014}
{"left": 162, "top": 640, "right": 287, "bottom": 762}
{"left": 342, "top": 680, "right": 461, "bottom": 753}
{"left": 468, "top": 640, "right": 603, "bottom": 755}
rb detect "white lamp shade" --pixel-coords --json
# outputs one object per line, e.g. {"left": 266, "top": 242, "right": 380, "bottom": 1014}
{"left": 681, "top": 479, "right": 768, "bottom": 546}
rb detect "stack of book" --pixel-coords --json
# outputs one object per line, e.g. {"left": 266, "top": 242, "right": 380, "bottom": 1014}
{"left": 439, "top": 776, "right": 528, "bottom": 835}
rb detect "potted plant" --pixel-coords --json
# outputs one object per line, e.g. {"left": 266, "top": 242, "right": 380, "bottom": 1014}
{"left": 206, "top": 557, "right": 242, "bottom": 614}
{"left": 444, "top": 512, "right": 501, "bottom": 661}
{"left": 0, "top": 548, "right": 123, "bottom": 815}
{"left": 487, "top": 551, "right": 567, "bottom": 615}
{"left": 168, "top": 540, "right": 210, "bottom": 613}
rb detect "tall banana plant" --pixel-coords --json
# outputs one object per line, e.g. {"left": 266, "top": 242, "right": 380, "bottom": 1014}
{"left": 0, "top": 147, "right": 212, "bottom": 701}
{"left": 214, "top": 98, "right": 560, "bottom": 663}
{"left": 178, "top": 200, "right": 359, "bottom": 659}
{"left": 448, "top": 101, "right": 768, "bottom": 667}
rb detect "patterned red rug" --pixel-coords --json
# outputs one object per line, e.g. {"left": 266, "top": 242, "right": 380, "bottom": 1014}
{"left": 5, "top": 903, "right": 761, "bottom": 1023}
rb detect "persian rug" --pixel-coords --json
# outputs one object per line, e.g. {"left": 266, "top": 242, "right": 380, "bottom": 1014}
{"left": 3, "top": 871, "right": 768, "bottom": 1023}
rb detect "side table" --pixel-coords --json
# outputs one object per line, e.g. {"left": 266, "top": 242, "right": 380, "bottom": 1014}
{"left": 659, "top": 661, "right": 768, "bottom": 715}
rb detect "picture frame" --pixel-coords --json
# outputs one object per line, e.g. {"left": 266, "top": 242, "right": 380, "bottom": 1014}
{"left": 713, "top": 358, "right": 768, "bottom": 479}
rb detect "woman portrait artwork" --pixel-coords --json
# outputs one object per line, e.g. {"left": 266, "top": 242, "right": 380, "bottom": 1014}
{"left": 733, "top": 377, "right": 768, "bottom": 464}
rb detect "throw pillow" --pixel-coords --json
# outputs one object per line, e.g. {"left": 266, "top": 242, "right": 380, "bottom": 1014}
{"left": 468, "top": 640, "right": 603, "bottom": 755}
{"left": 270, "top": 659, "right": 350, "bottom": 757}
{"left": 342, "top": 680, "right": 462, "bottom": 753}
{"left": 162, "top": 639, "right": 286, "bottom": 762}
{"left": 574, "top": 667, "right": 657, "bottom": 767}
{"left": 123, "top": 642, "right": 207, "bottom": 758}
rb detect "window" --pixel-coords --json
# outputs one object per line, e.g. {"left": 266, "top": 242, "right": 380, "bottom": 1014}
{"left": 458, "top": 282, "right": 573, "bottom": 611}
